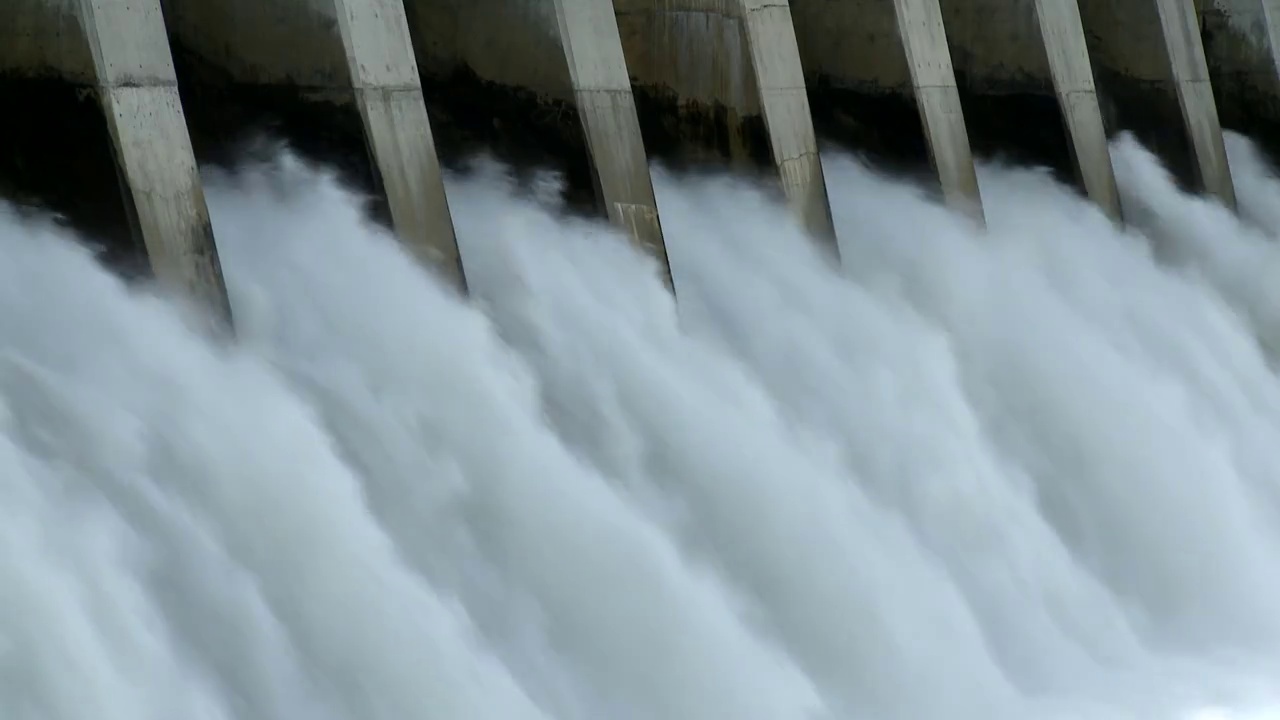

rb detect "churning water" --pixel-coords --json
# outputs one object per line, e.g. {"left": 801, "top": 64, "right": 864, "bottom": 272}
{"left": 3, "top": 130, "right": 1280, "bottom": 720}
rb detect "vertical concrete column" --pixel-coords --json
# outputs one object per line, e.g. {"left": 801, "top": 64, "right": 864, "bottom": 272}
{"left": 334, "top": 0, "right": 466, "bottom": 289}
{"left": 552, "top": 0, "right": 672, "bottom": 286}
{"left": 1033, "top": 0, "right": 1122, "bottom": 220}
{"left": 1080, "top": 0, "right": 1234, "bottom": 206}
{"left": 403, "top": 0, "right": 672, "bottom": 284}
{"left": 163, "top": 0, "right": 466, "bottom": 289}
{"left": 613, "top": 0, "right": 836, "bottom": 249}
{"left": 741, "top": 0, "right": 837, "bottom": 242}
{"left": 79, "top": 0, "right": 231, "bottom": 320}
{"left": 893, "top": 0, "right": 985, "bottom": 223}
{"left": 1155, "top": 0, "right": 1237, "bottom": 207}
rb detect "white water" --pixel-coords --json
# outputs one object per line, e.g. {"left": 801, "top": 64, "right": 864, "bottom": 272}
{"left": 2, "top": 131, "right": 1280, "bottom": 720}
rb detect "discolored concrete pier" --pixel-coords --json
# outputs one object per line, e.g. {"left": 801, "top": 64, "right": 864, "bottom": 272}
{"left": 404, "top": 0, "right": 672, "bottom": 285}
{"left": 938, "top": 0, "right": 1121, "bottom": 220}
{"left": 0, "top": 0, "right": 231, "bottom": 320}
{"left": 1077, "top": 0, "right": 1236, "bottom": 208}
{"left": 613, "top": 0, "right": 838, "bottom": 249}
{"left": 790, "top": 0, "right": 985, "bottom": 223}
{"left": 161, "top": 0, "right": 468, "bottom": 289}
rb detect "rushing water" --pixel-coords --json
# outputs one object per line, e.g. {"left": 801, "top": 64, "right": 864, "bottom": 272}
{"left": 2, "top": 131, "right": 1280, "bottom": 720}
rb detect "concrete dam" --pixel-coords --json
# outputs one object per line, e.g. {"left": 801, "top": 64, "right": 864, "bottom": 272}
{"left": 0, "top": 0, "right": 1277, "bottom": 315}
{"left": 13, "top": 1, "right": 1280, "bottom": 718}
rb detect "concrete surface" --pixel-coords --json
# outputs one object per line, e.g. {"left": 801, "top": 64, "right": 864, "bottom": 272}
{"left": 935, "top": 0, "right": 1120, "bottom": 220}
{"left": 1034, "top": 0, "right": 1122, "bottom": 220}
{"left": 789, "top": 0, "right": 983, "bottom": 222}
{"left": 164, "top": 0, "right": 467, "bottom": 289}
{"left": 1156, "top": 0, "right": 1237, "bottom": 207}
{"left": 405, "top": 0, "right": 672, "bottom": 284}
{"left": 0, "top": 0, "right": 232, "bottom": 320}
{"left": 614, "top": 0, "right": 837, "bottom": 247}
{"left": 894, "top": 0, "right": 985, "bottom": 221}
{"left": 742, "top": 0, "right": 838, "bottom": 242}
{"left": 1078, "top": 0, "right": 1236, "bottom": 208}
{"left": 338, "top": 0, "right": 465, "bottom": 287}
{"left": 1201, "top": 0, "right": 1280, "bottom": 150}
{"left": 554, "top": 0, "right": 672, "bottom": 287}
{"left": 0, "top": 0, "right": 92, "bottom": 80}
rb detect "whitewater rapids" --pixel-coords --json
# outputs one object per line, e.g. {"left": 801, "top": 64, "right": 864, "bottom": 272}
{"left": 2, "top": 131, "right": 1280, "bottom": 720}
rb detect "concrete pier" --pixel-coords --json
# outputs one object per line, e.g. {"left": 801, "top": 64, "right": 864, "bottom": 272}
{"left": 1077, "top": 0, "right": 1236, "bottom": 208}
{"left": 789, "top": 0, "right": 983, "bottom": 222}
{"left": 404, "top": 0, "right": 672, "bottom": 284}
{"left": 1201, "top": 0, "right": 1280, "bottom": 156}
{"left": 554, "top": 0, "right": 671, "bottom": 276}
{"left": 938, "top": 0, "right": 1122, "bottom": 220}
{"left": 162, "top": 0, "right": 467, "bottom": 289}
{"left": 0, "top": 0, "right": 231, "bottom": 320}
{"left": 1033, "top": 0, "right": 1123, "bottom": 221}
{"left": 892, "top": 0, "right": 984, "bottom": 221}
{"left": 613, "top": 0, "right": 837, "bottom": 247}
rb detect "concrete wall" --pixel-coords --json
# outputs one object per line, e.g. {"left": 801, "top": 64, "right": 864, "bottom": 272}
{"left": 0, "top": 0, "right": 231, "bottom": 320}
{"left": 405, "top": 0, "right": 671, "bottom": 284}
{"left": 163, "top": 0, "right": 467, "bottom": 289}
{"left": 160, "top": 0, "right": 347, "bottom": 87}
{"left": 1201, "top": 0, "right": 1280, "bottom": 149}
{"left": 613, "top": 0, "right": 836, "bottom": 245}
{"left": 939, "top": 0, "right": 1121, "bottom": 220}
{"left": 789, "top": 0, "right": 983, "bottom": 221}
{"left": 1077, "top": 0, "right": 1236, "bottom": 207}
{"left": 0, "top": 0, "right": 94, "bottom": 81}
{"left": 406, "top": 0, "right": 568, "bottom": 98}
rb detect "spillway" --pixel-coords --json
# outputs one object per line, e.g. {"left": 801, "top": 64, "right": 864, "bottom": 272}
{"left": 5, "top": 0, "right": 1280, "bottom": 718}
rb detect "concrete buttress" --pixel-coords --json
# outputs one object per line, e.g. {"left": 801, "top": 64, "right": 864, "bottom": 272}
{"left": 740, "top": 0, "right": 839, "bottom": 243}
{"left": 1078, "top": 0, "right": 1236, "bottom": 208}
{"left": 0, "top": 0, "right": 232, "bottom": 321}
{"left": 789, "top": 0, "right": 984, "bottom": 224}
{"left": 404, "top": 0, "right": 673, "bottom": 287}
{"left": 163, "top": 0, "right": 467, "bottom": 289}
{"left": 338, "top": 0, "right": 466, "bottom": 289}
{"left": 614, "top": 0, "right": 838, "bottom": 250}
{"left": 935, "top": 0, "right": 1121, "bottom": 220}
{"left": 553, "top": 0, "right": 673, "bottom": 287}
{"left": 892, "top": 0, "right": 985, "bottom": 222}
{"left": 85, "top": 0, "right": 233, "bottom": 319}
{"left": 1033, "top": 0, "right": 1123, "bottom": 220}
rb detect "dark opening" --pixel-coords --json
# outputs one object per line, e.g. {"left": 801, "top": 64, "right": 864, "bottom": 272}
{"left": 168, "top": 42, "right": 392, "bottom": 230}
{"left": 415, "top": 64, "right": 599, "bottom": 215}
{"left": 1092, "top": 69, "right": 1200, "bottom": 193}
{"left": 0, "top": 74, "right": 146, "bottom": 276}
{"left": 805, "top": 74, "right": 936, "bottom": 189}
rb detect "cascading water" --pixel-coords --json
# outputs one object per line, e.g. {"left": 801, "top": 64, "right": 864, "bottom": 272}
{"left": 2, "top": 128, "right": 1280, "bottom": 720}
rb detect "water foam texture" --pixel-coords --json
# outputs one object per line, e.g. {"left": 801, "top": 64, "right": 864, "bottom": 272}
{"left": 2, "top": 132, "right": 1280, "bottom": 720}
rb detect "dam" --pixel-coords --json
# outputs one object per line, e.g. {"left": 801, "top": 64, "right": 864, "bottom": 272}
{"left": 6, "top": 2, "right": 1280, "bottom": 719}
{"left": 2, "top": 0, "right": 1276, "bottom": 312}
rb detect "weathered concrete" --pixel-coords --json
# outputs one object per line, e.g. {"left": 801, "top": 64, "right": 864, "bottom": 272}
{"left": 614, "top": 0, "right": 837, "bottom": 247}
{"left": 554, "top": 1, "right": 672, "bottom": 282}
{"left": 1201, "top": 0, "right": 1280, "bottom": 156}
{"left": 938, "top": 0, "right": 1121, "bottom": 220}
{"left": 0, "top": 0, "right": 231, "bottom": 319}
{"left": 405, "top": 0, "right": 672, "bottom": 284}
{"left": 789, "top": 0, "right": 983, "bottom": 222}
{"left": 163, "top": 0, "right": 467, "bottom": 289}
{"left": 1033, "top": 0, "right": 1122, "bottom": 221}
{"left": 893, "top": 0, "right": 985, "bottom": 221}
{"left": 1077, "top": 0, "right": 1236, "bottom": 208}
